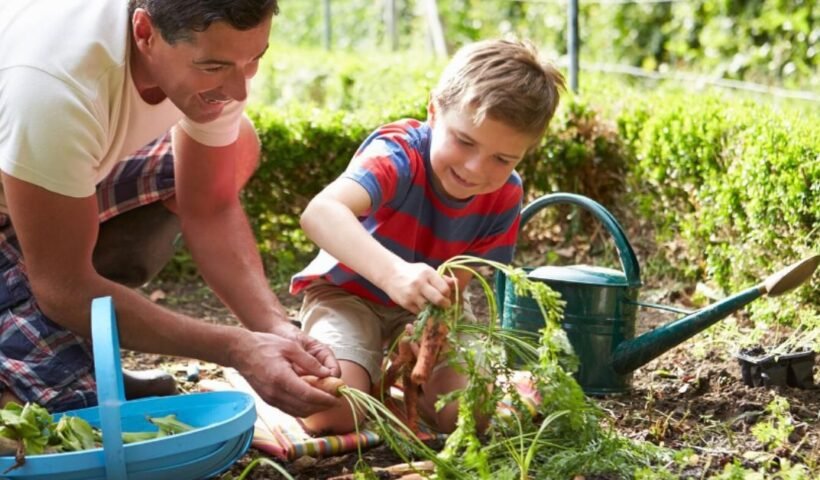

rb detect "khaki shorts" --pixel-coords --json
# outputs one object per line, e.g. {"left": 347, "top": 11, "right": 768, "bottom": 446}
{"left": 299, "top": 281, "right": 477, "bottom": 382}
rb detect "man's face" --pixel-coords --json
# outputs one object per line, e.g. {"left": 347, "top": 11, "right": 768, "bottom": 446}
{"left": 133, "top": 12, "right": 272, "bottom": 123}
{"left": 428, "top": 102, "right": 536, "bottom": 200}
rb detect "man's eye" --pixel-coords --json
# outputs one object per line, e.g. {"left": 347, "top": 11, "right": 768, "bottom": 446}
{"left": 202, "top": 66, "right": 225, "bottom": 73}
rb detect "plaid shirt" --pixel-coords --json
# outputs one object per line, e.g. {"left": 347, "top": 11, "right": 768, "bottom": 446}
{"left": 0, "top": 133, "right": 175, "bottom": 412}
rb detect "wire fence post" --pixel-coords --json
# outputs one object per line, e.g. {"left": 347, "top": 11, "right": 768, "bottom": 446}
{"left": 386, "top": 0, "right": 398, "bottom": 51}
{"left": 323, "top": 0, "right": 332, "bottom": 50}
{"left": 567, "top": 0, "right": 579, "bottom": 92}
{"left": 423, "top": 0, "right": 448, "bottom": 57}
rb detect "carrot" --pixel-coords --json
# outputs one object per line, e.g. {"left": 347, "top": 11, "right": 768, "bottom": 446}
{"left": 410, "top": 318, "right": 448, "bottom": 385}
{"left": 302, "top": 375, "right": 345, "bottom": 397}
{"left": 377, "top": 337, "right": 415, "bottom": 396}
{"left": 402, "top": 368, "right": 419, "bottom": 433}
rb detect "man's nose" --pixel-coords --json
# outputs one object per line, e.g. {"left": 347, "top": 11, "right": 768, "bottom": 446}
{"left": 224, "top": 70, "right": 248, "bottom": 102}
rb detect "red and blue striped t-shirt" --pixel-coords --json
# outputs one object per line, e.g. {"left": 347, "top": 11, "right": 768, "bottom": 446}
{"left": 290, "top": 119, "right": 523, "bottom": 306}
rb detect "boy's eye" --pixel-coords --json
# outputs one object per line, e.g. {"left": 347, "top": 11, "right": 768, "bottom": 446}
{"left": 456, "top": 136, "right": 474, "bottom": 146}
{"left": 495, "top": 156, "right": 513, "bottom": 165}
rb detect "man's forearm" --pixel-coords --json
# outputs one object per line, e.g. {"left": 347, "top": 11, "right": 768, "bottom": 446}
{"left": 33, "top": 271, "right": 245, "bottom": 367}
{"left": 180, "top": 201, "right": 289, "bottom": 332}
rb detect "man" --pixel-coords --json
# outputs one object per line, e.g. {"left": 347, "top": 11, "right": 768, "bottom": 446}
{"left": 0, "top": 0, "right": 340, "bottom": 416}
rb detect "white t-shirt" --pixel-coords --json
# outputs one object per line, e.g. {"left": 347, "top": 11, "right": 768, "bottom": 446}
{"left": 0, "top": 0, "right": 245, "bottom": 213}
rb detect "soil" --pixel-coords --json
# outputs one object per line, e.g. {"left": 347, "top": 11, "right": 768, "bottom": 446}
{"left": 128, "top": 273, "right": 819, "bottom": 480}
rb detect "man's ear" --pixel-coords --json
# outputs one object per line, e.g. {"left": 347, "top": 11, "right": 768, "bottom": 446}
{"left": 131, "top": 8, "right": 156, "bottom": 52}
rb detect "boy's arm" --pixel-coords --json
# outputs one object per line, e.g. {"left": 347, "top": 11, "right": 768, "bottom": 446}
{"left": 301, "top": 178, "right": 453, "bottom": 314}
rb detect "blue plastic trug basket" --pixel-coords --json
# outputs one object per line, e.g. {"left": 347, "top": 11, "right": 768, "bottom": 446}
{"left": 0, "top": 296, "right": 256, "bottom": 480}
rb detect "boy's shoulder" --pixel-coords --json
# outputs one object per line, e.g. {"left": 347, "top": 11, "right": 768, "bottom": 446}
{"left": 357, "top": 118, "right": 430, "bottom": 162}
{"left": 371, "top": 118, "right": 428, "bottom": 143}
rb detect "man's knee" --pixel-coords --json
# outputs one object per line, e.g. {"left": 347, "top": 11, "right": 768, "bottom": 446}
{"left": 92, "top": 202, "right": 181, "bottom": 288}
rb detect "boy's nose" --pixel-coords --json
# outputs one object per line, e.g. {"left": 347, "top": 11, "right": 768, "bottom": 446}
{"left": 463, "top": 154, "right": 484, "bottom": 174}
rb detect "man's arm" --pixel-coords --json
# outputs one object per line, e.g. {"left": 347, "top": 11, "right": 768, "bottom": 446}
{"left": 171, "top": 116, "right": 340, "bottom": 374}
{"left": 1, "top": 171, "right": 338, "bottom": 416}
{"left": 301, "top": 178, "right": 453, "bottom": 314}
{"left": 171, "top": 118, "right": 287, "bottom": 332}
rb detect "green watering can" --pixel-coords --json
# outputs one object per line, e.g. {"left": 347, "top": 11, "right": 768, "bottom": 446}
{"left": 497, "top": 193, "right": 820, "bottom": 395}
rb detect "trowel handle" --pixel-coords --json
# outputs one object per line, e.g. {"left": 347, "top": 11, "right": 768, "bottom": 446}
{"left": 520, "top": 193, "right": 642, "bottom": 287}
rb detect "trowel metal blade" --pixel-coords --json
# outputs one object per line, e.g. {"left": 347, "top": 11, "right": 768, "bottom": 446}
{"left": 763, "top": 254, "right": 820, "bottom": 297}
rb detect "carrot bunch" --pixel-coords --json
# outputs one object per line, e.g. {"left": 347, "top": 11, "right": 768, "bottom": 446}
{"left": 376, "top": 306, "right": 450, "bottom": 433}
{"left": 301, "top": 306, "right": 451, "bottom": 435}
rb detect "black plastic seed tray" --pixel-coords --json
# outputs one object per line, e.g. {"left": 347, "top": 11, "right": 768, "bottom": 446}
{"left": 736, "top": 347, "right": 816, "bottom": 389}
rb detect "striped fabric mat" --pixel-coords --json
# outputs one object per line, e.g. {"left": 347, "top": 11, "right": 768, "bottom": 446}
{"left": 201, "top": 369, "right": 540, "bottom": 461}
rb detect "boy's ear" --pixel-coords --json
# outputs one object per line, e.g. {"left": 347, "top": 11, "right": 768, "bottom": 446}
{"left": 426, "top": 97, "right": 437, "bottom": 126}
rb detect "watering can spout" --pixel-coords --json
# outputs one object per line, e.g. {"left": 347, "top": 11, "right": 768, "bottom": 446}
{"left": 611, "top": 255, "right": 820, "bottom": 375}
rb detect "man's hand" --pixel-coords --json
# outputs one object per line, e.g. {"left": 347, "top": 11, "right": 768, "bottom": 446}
{"left": 267, "top": 320, "right": 341, "bottom": 377}
{"left": 230, "top": 327, "right": 342, "bottom": 417}
{"left": 383, "top": 261, "right": 453, "bottom": 314}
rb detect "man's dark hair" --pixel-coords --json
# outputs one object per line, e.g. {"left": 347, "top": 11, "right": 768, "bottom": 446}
{"left": 128, "top": 0, "right": 279, "bottom": 44}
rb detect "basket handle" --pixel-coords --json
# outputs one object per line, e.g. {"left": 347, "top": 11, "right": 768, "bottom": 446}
{"left": 92, "top": 296, "right": 128, "bottom": 479}
{"left": 519, "top": 193, "right": 641, "bottom": 287}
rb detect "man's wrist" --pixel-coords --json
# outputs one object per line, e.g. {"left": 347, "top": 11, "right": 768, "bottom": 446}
{"left": 223, "top": 326, "right": 254, "bottom": 369}
{"left": 267, "top": 318, "right": 300, "bottom": 338}
{"left": 238, "top": 302, "right": 290, "bottom": 333}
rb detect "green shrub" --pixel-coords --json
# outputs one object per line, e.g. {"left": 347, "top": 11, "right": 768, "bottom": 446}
{"left": 184, "top": 46, "right": 818, "bottom": 329}
{"left": 268, "top": 1, "right": 817, "bottom": 89}
{"left": 617, "top": 91, "right": 818, "bottom": 323}
{"left": 240, "top": 95, "right": 630, "bottom": 281}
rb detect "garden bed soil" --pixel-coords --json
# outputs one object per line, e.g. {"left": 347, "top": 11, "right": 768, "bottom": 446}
{"left": 128, "top": 278, "right": 819, "bottom": 479}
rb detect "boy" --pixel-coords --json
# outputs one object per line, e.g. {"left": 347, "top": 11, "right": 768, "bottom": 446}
{"left": 291, "top": 39, "right": 565, "bottom": 434}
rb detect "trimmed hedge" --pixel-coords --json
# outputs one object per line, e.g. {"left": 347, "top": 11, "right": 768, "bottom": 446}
{"left": 242, "top": 97, "right": 629, "bottom": 280}
{"left": 617, "top": 93, "right": 818, "bottom": 323}
{"left": 234, "top": 49, "right": 817, "bottom": 324}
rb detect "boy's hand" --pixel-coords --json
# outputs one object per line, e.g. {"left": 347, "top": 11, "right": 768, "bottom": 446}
{"left": 384, "top": 262, "right": 452, "bottom": 314}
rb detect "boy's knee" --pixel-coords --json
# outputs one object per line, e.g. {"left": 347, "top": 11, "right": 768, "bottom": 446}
{"left": 420, "top": 365, "right": 489, "bottom": 434}
{"left": 301, "top": 360, "right": 371, "bottom": 435}
{"left": 430, "top": 403, "right": 460, "bottom": 434}
{"left": 302, "top": 410, "right": 362, "bottom": 436}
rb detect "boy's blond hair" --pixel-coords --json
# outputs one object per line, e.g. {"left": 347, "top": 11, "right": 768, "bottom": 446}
{"left": 432, "top": 39, "right": 565, "bottom": 138}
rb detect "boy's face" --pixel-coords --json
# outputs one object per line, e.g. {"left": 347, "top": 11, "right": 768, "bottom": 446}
{"left": 428, "top": 102, "right": 537, "bottom": 200}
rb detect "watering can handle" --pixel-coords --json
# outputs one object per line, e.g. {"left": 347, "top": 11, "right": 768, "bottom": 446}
{"left": 91, "top": 296, "right": 128, "bottom": 479}
{"left": 520, "top": 193, "right": 641, "bottom": 287}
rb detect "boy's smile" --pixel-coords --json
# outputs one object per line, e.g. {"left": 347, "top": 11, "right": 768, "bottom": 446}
{"left": 427, "top": 102, "right": 537, "bottom": 200}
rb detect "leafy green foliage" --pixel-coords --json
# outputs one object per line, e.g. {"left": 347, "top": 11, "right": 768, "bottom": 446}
{"left": 239, "top": 48, "right": 631, "bottom": 283}
{"left": 617, "top": 90, "right": 819, "bottom": 325}
{"left": 386, "top": 256, "right": 667, "bottom": 478}
{"left": 751, "top": 395, "right": 794, "bottom": 451}
{"left": 268, "top": 1, "right": 816, "bottom": 89}
{"left": 237, "top": 46, "right": 818, "bottom": 332}
{"left": 54, "top": 416, "right": 97, "bottom": 452}
{"left": 0, "top": 402, "right": 54, "bottom": 456}
{"left": 0, "top": 402, "right": 194, "bottom": 472}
